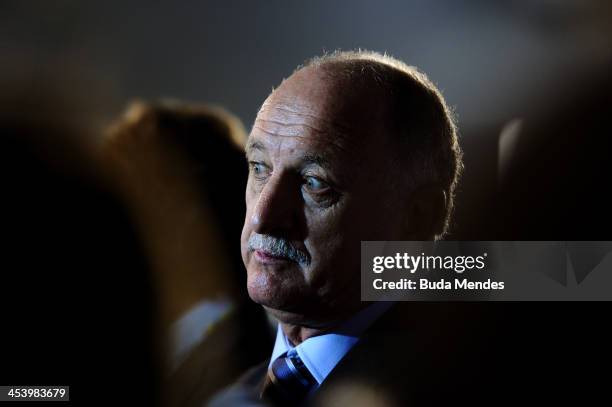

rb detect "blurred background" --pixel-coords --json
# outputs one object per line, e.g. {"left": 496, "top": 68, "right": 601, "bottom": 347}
{"left": 2, "top": 1, "right": 612, "bottom": 405}
{"left": 2, "top": 0, "right": 610, "bottom": 124}
{"left": 3, "top": 0, "right": 612, "bottom": 238}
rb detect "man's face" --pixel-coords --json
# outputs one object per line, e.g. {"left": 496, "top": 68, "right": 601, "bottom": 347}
{"left": 241, "top": 67, "right": 403, "bottom": 326}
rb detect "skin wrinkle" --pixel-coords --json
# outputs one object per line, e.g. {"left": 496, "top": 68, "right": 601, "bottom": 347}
{"left": 250, "top": 125, "right": 350, "bottom": 158}
{"left": 246, "top": 134, "right": 355, "bottom": 190}
{"left": 264, "top": 103, "right": 354, "bottom": 134}
{"left": 246, "top": 139, "right": 334, "bottom": 174}
{"left": 253, "top": 118, "right": 351, "bottom": 154}
{"left": 248, "top": 103, "right": 360, "bottom": 188}
{"left": 255, "top": 119, "right": 348, "bottom": 140}
{"left": 260, "top": 87, "right": 358, "bottom": 129}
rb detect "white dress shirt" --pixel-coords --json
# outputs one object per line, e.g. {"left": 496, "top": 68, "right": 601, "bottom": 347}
{"left": 268, "top": 301, "right": 394, "bottom": 386}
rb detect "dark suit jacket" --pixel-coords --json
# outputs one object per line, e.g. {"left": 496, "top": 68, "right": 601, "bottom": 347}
{"left": 212, "top": 301, "right": 609, "bottom": 406}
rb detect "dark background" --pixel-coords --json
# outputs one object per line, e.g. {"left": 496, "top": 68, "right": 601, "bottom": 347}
{"left": 2, "top": 1, "right": 612, "bottom": 404}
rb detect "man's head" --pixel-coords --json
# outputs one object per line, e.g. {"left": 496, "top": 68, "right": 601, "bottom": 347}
{"left": 241, "top": 50, "right": 462, "bottom": 327}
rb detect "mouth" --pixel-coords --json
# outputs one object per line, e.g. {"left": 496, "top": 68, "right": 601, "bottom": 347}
{"left": 253, "top": 249, "right": 292, "bottom": 264}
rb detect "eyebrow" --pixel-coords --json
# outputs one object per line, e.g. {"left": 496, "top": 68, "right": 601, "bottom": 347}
{"left": 245, "top": 140, "right": 266, "bottom": 157}
{"left": 301, "top": 152, "right": 332, "bottom": 171}
{"left": 245, "top": 140, "right": 333, "bottom": 170}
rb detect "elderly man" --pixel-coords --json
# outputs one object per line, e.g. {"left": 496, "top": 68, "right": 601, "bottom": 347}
{"left": 207, "top": 49, "right": 611, "bottom": 407}
{"left": 242, "top": 50, "right": 461, "bottom": 333}
{"left": 208, "top": 51, "right": 477, "bottom": 407}
{"left": 245, "top": 50, "right": 461, "bottom": 326}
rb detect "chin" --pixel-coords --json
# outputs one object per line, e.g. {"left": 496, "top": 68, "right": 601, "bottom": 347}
{"left": 246, "top": 266, "right": 314, "bottom": 317}
{"left": 247, "top": 267, "right": 289, "bottom": 307}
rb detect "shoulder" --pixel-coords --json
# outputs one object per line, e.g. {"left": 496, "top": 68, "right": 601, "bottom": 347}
{"left": 312, "top": 302, "right": 503, "bottom": 405}
{"left": 206, "top": 360, "right": 270, "bottom": 407}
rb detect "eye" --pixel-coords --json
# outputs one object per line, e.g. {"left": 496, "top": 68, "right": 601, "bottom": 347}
{"left": 248, "top": 161, "right": 270, "bottom": 180}
{"left": 302, "top": 175, "right": 339, "bottom": 207}
{"left": 304, "top": 176, "right": 328, "bottom": 192}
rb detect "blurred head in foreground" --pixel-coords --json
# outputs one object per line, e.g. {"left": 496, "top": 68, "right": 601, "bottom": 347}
{"left": 0, "top": 86, "right": 160, "bottom": 405}
{"left": 104, "top": 101, "right": 249, "bottom": 324}
{"left": 241, "top": 51, "right": 463, "bottom": 335}
{"left": 497, "top": 63, "right": 612, "bottom": 241}
{"left": 103, "top": 101, "right": 273, "bottom": 404}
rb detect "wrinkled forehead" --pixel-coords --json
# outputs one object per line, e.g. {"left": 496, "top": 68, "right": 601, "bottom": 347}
{"left": 252, "top": 66, "right": 390, "bottom": 156}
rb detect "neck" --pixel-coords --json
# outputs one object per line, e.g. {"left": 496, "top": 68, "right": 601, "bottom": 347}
{"left": 277, "top": 301, "right": 372, "bottom": 345}
{"left": 280, "top": 323, "right": 327, "bottom": 346}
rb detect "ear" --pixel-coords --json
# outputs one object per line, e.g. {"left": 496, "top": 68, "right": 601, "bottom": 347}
{"left": 401, "top": 185, "right": 447, "bottom": 240}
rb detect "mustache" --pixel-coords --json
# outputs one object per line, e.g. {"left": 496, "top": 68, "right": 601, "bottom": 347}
{"left": 248, "top": 233, "right": 310, "bottom": 266}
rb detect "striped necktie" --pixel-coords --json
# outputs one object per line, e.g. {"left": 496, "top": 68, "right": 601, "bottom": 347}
{"left": 261, "top": 349, "right": 317, "bottom": 405}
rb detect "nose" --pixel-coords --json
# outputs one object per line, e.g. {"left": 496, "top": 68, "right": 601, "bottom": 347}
{"left": 250, "top": 172, "right": 302, "bottom": 237}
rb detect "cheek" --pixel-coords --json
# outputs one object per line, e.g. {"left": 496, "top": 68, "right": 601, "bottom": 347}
{"left": 306, "top": 233, "right": 359, "bottom": 301}
{"left": 303, "top": 210, "right": 352, "bottom": 282}
{"left": 304, "top": 199, "right": 378, "bottom": 284}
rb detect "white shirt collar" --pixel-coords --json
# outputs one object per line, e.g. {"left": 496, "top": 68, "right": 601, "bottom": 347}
{"left": 268, "top": 301, "right": 394, "bottom": 385}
